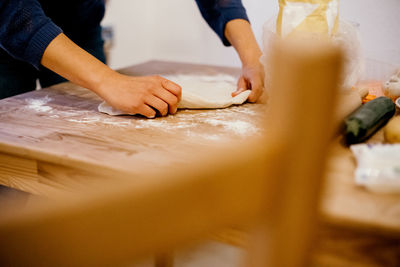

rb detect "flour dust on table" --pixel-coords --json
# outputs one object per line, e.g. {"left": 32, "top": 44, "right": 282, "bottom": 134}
{"left": 98, "top": 74, "right": 251, "bottom": 116}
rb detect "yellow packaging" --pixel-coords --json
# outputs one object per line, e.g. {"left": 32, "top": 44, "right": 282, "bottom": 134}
{"left": 277, "top": 0, "right": 339, "bottom": 37}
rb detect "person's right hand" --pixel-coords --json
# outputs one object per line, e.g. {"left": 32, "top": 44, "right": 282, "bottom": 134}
{"left": 97, "top": 72, "right": 182, "bottom": 118}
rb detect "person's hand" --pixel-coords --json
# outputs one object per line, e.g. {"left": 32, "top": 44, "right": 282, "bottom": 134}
{"left": 223, "top": 19, "right": 265, "bottom": 103}
{"left": 97, "top": 72, "right": 181, "bottom": 118}
{"left": 232, "top": 62, "right": 264, "bottom": 102}
{"left": 40, "top": 34, "right": 181, "bottom": 118}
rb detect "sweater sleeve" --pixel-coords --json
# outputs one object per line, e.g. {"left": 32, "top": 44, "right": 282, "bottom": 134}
{"left": 194, "top": 0, "right": 249, "bottom": 46}
{"left": 0, "top": 0, "right": 62, "bottom": 69}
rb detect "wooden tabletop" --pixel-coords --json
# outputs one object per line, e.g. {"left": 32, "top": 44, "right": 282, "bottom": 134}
{"left": 0, "top": 61, "right": 399, "bottom": 235}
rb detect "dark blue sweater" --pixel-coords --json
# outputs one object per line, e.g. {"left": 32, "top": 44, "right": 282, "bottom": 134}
{"left": 0, "top": 0, "right": 248, "bottom": 69}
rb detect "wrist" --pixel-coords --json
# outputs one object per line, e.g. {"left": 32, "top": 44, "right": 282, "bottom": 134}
{"left": 241, "top": 51, "right": 263, "bottom": 68}
{"left": 234, "top": 39, "right": 263, "bottom": 68}
{"left": 41, "top": 33, "right": 118, "bottom": 97}
{"left": 87, "top": 66, "right": 117, "bottom": 96}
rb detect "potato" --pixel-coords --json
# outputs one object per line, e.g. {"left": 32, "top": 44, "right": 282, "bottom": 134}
{"left": 384, "top": 116, "right": 400, "bottom": 143}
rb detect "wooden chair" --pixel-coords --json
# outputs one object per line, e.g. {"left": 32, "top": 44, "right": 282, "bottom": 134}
{"left": 0, "top": 39, "right": 343, "bottom": 267}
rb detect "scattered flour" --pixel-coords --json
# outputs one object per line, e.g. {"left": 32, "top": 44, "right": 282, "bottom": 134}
{"left": 65, "top": 109, "right": 260, "bottom": 138}
{"left": 22, "top": 95, "right": 261, "bottom": 139}
{"left": 228, "top": 105, "right": 258, "bottom": 116}
{"left": 25, "top": 96, "right": 52, "bottom": 112}
{"left": 135, "top": 119, "right": 194, "bottom": 130}
{"left": 204, "top": 118, "right": 257, "bottom": 136}
{"left": 65, "top": 116, "right": 132, "bottom": 127}
{"left": 185, "top": 130, "right": 222, "bottom": 141}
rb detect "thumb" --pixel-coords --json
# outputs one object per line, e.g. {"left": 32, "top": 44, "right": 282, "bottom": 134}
{"left": 232, "top": 77, "right": 248, "bottom": 97}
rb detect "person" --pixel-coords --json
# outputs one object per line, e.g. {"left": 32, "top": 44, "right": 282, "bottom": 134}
{"left": 0, "top": 0, "right": 264, "bottom": 118}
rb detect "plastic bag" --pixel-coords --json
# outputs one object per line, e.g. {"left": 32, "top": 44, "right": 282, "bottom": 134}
{"left": 276, "top": 0, "right": 339, "bottom": 37}
{"left": 351, "top": 144, "right": 400, "bottom": 194}
{"left": 260, "top": 18, "right": 364, "bottom": 90}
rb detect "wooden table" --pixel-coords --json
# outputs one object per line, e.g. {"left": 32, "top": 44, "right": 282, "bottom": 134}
{"left": 0, "top": 61, "right": 268, "bottom": 194}
{"left": 0, "top": 61, "right": 399, "bottom": 265}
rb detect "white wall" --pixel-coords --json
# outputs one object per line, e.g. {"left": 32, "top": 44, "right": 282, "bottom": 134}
{"left": 340, "top": 0, "right": 400, "bottom": 65}
{"left": 102, "top": 0, "right": 400, "bottom": 70}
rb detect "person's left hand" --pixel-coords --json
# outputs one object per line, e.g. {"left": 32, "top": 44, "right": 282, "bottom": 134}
{"left": 232, "top": 62, "right": 265, "bottom": 102}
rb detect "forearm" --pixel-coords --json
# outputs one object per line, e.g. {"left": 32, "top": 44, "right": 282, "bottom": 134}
{"left": 225, "top": 19, "right": 264, "bottom": 102}
{"left": 41, "top": 33, "right": 181, "bottom": 118}
{"left": 41, "top": 33, "right": 115, "bottom": 96}
{"left": 224, "top": 19, "right": 262, "bottom": 67}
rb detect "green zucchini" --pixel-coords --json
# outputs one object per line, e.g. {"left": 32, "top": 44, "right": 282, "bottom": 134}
{"left": 345, "top": 96, "right": 396, "bottom": 144}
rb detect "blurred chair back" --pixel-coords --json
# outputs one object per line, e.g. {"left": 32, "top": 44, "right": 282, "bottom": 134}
{"left": 0, "top": 39, "right": 342, "bottom": 267}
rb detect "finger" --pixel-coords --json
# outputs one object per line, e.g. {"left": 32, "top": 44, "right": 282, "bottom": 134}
{"left": 154, "top": 87, "right": 179, "bottom": 114}
{"left": 232, "top": 87, "right": 248, "bottom": 97}
{"left": 161, "top": 79, "right": 182, "bottom": 101}
{"left": 248, "top": 79, "right": 264, "bottom": 103}
{"left": 145, "top": 95, "right": 169, "bottom": 116}
{"left": 137, "top": 104, "right": 156, "bottom": 118}
{"left": 232, "top": 77, "right": 248, "bottom": 97}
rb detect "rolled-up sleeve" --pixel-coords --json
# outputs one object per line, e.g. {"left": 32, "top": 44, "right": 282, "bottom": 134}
{"left": 0, "top": 0, "right": 62, "bottom": 69}
{"left": 195, "top": 0, "right": 249, "bottom": 46}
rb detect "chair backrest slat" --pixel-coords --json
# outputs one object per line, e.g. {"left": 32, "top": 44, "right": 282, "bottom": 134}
{"left": 0, "top": 39, "right": 342, "bottom": 267}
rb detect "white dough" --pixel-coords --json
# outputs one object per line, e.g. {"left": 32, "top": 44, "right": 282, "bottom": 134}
{"left": 98, "top": 74, "right": 251, "bottom": 116}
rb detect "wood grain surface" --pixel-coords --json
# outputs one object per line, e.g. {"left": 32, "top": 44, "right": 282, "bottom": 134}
{"left": 0, "top": 60, "right": 399, "bottom": 236}
{"left": 0, "top": 61, "right": 267, "bottom": 193}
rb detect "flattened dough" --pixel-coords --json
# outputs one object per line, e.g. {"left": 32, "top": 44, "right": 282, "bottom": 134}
{"left": 98, "top": 74, "right": 251, "bottom": 116}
